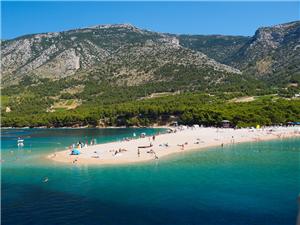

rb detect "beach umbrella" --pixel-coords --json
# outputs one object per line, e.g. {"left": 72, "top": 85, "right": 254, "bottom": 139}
{"left": 71, "top": 149, "right": 81, "bottom": 155}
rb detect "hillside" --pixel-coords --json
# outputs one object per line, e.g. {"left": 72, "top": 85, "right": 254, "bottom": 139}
{"left": 178, "top": 21, "right": 300, "bottom": 85}
{"left": 1, "top": 22, "right": 300, "bottom": 128}
{"left": 1, "top": 24, "right": 240, "bottom": 88}
{"left": 226, "top": 21, "right": 300, "bottom": 84}
{"left": 178, "top": 35, "right": 250, "bottom": 63}
{"left": 2, "top": 21, "right": 300, "bottom": 89}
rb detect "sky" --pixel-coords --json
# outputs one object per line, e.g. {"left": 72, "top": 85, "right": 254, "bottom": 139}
{"left": 1, "top": 1, "right": 299, "bottom": 39}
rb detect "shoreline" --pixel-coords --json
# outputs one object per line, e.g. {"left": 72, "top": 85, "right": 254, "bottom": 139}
{"left": 1, "top": 125, "right": 170, "bottom": 129}
{"left": 48, "top": 126, "right": 300, "bottom": 165}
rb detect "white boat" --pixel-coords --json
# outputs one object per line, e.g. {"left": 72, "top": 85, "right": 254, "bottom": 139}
{"left": 17, "top": 138, "right": 24, "bottom": 147}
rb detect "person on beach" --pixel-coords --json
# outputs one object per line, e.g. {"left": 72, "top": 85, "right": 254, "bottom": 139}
{"left": 177, "top": 144, "right": 184, "bottom": 150}
{"left": 137, "top": 149, "right": 140, "bottom": 157}
{"left": 147, "top": 149, "right": 154, "bottom": 154}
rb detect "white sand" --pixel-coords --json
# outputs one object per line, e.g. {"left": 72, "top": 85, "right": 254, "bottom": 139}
{"left": 48, "top": 126, "right": 300, "bottom": 165}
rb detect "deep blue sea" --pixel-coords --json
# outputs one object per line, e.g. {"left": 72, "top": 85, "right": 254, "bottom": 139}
{"left": 1, "top": 128, "right": 300, "bottom": 225}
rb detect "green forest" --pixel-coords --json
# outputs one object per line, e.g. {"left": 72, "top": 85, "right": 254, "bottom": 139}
{"left": 2, "top": 88, "right": 300, "bottom": 128}
{"left": 1, "top": 72, "right": 300, "bottom": 128}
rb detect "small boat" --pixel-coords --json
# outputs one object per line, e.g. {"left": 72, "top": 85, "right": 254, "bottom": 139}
{"left": 17, "top": 138, "right": 24, "bottom": 147}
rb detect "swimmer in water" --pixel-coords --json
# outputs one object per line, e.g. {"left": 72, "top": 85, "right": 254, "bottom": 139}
{"left": 43, "top": 177, "right": 49, "bottom": 183}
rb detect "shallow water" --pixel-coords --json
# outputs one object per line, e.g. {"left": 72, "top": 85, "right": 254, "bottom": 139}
{"left": 1, "top": 128, "right": 300, "bottom": 225}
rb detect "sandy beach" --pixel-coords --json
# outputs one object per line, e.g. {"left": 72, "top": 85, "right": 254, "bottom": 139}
{"left": 48, "top": 126, "right": 300, "bottom": 165}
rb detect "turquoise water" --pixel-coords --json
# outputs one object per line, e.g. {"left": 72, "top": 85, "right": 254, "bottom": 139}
{"left": 1, "top": 128, "right": 300, "bottom": 225}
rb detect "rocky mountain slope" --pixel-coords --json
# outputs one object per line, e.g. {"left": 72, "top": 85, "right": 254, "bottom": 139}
{"left": 179, "top": 21, "right": 300, "bottom": 85}
{"left": 1, "top": 24, "right": 240, "bottom": 87}
{"left": 2, "top": 21, "right": 299, "bottom": 91}
{"left": 178, "top": 35, "right": 250, "bottom": 63}
{"left": 227, "top": 21, "right": 300, "bottom": 84}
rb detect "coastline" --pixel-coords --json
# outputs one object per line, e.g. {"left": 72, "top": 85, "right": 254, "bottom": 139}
{"left": 48, "top": 126, "right": 300, "bottom": 165}
{"left": 1, "top": 125, "right": 169, "bottom": 129}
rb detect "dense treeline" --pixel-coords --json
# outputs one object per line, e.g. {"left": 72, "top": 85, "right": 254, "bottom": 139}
{"left": 1, "top": 73, "right": 299, "bottom": 128}
{"left": 2, "top": 93, "right": 300, "bottom": 128}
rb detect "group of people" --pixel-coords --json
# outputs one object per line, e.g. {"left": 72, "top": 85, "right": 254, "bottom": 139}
{"left": 136, "top": 135, "right": 159, "bottom": 160}
{"left": 69, "top": 139, "right": 97, "bottom": 150}
{"left": 121, "top": 132, "right": 154, "bottom": 142}
{"left": 177, "top": 142, "right": 188, "bottom": 150}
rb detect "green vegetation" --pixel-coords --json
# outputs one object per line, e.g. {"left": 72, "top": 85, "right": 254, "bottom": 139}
{"left": 2, "top": 90, "right": 299, "bottom": 128}
{"left": 1, "top": 70, "right": 299, "bottom": 129}
{"left": 179, "top": 35, "right": 250, "bottom": 63}
{"left": 1, "top": 96, "right": 10, "bottom": 107}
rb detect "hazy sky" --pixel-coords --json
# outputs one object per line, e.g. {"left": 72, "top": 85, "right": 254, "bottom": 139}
{"left": 2, "top": 1, "right": 299, "bottom": 39}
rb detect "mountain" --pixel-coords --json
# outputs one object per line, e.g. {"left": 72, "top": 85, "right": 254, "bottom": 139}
{"left": 2, "top": 21, "right": 300, "bottom": 89}
{"left": 1, "top": 24, "right": 241, "bottom": 90}
{"left": 227, "top": 21, "right": 300, "bottom": 84}
{"left": 179, "top": 21, "right": 300, "bottom": 85}
{"left": 178, "top": 35, "right": 250, "bottom": 63}
{"left": 1, "top": 21, "right": 299, "bottom": 103}
{"left": 1, "top": 22, "right": 299, "bottom": 128}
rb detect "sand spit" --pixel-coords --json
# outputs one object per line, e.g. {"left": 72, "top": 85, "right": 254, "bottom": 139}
{"left": 48, "top": 126, "right": 300, "bottom": 165}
